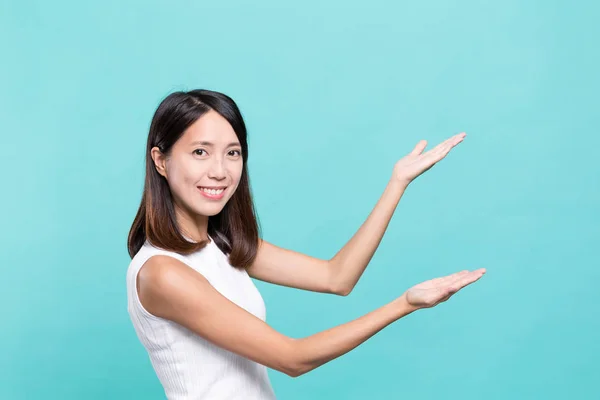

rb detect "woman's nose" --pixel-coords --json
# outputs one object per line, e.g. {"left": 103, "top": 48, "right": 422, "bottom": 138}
{"left": 207, "top": 159, "right": 226, "bottom": 179}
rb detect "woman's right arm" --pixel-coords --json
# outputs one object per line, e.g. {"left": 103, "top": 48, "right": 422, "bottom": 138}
{"left": 137, "top": 255, "right": 484, "bottom": 377}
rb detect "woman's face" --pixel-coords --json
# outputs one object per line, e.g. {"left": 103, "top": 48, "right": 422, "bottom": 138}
{"left": 151, "top": 110, "right": 244, "bottom": 219}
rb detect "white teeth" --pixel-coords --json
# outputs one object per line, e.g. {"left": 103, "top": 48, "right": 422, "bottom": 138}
{"left": 200, "top": 187, "right": 224, "bottom": 195}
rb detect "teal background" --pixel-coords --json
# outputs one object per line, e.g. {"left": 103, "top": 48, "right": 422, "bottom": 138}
{"left": 2, "top": 0, "right": 598, "bottom": 399}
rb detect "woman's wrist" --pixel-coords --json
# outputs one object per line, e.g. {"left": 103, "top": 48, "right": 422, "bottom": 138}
{"left": 388, "top": 177, "right": 410, "bottom": 193}
{"left": 391, "top": 292, "right": 420, "bottom": 319}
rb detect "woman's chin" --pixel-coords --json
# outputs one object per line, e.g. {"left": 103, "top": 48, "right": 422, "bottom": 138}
{"left": 195, "top": 203, "right": 226, "bottom": 217}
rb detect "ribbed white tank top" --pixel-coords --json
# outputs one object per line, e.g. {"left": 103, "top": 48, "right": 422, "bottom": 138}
{"left": 126, "top": 235, "right": 277, "bottom": 399}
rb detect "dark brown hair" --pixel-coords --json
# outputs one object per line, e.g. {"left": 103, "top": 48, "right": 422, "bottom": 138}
{"left": 127, "top": 89, "right": 260, "bottom": 269}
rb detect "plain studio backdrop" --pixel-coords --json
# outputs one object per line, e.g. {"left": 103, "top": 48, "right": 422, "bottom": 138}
{"left": 1, "top": 1, "right": 598, "bottom": 399}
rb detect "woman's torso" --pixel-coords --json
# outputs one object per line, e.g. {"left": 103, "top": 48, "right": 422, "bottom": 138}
{"left": 126, "top": 236, "right": 277, "bottom": 400}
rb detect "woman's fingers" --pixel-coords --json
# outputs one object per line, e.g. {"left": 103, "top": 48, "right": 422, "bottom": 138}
{"left": 448, "top": 269, "right": 486, "bottom": 292}
{"left": 427, "top": 132, "right": 466, "bottom": 159}
{"left": 411, "top": 268, "right": 485, "bottom": 308}
{"left": 429, "top": 270, "right": 469, "bottom": 285}
{"left": 439, "top": 270, "right": 470, "bottom": 285}
{"left": 434, "top": 133, "right": 464, "bottom": 151}
{"left": 436, "top": 133, "right": 465, "bottom": 156}
{"left": 410, "top": 132, "right": 465, "bottom": 160}
{"left": 409, "top": 140, "right": 428, "bottom": 156}
{"left": 402, "top": 133, "right": 466, "bottom": 177}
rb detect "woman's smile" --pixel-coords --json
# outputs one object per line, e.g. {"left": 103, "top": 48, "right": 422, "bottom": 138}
{"left": 197, "top": 186, "right": 227, "bottom": 200}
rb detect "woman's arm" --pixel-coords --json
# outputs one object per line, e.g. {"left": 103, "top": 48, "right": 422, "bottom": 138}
{"left": 247, "top": 133, "right": 467, "bottom": 296}
{"left": 329, "top": 179, "right": 407, "bottom": 295}
{"left": 330, "top": 133, "right": 467, "bottom": 294}
{"left": 247, "top": 239, "right": 339, "bottom": 295}
{"left": 136, "top": 254, "right": 483, "bottom": 377}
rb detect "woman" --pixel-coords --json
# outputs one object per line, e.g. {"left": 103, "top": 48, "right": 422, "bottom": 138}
{"left": 126, "top": 89, "right": 486, "bottom": 399}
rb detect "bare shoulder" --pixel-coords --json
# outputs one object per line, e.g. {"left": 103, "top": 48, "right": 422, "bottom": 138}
{"left": 138, "top": 255, "right": 198, "bottom": 287}
{"left": 137, "top": 255, "right": 209, "bottom": 319}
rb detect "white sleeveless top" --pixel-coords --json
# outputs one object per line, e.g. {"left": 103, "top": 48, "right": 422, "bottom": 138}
{"left": 126, "top": 236, "right": 277, "bottom": 400}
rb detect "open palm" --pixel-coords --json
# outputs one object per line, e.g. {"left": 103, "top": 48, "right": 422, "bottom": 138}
{"left": 393, "top": 132, "right": 467, "bottom": 185}
{"left": 405, "top": 268, "right": 486, "bottom": 310}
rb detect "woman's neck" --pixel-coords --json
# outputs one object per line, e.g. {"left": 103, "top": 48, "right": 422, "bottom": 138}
{"left": 175, "top": 205, "right": 210, "bottom": 242}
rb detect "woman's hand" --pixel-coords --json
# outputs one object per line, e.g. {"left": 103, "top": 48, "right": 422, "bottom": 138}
{"left": 400, "top": 268, "right": 486, "bottom": 312}
{"left": 392, "top": 132, "right": 467, "bottom": 186}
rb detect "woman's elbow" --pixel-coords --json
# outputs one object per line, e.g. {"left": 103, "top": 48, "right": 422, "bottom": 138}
{"left": 281, "top": 339, "right": 310, "bottom": 378}
{"left": 284, "top": 363, "right": 308, "bottom": 378}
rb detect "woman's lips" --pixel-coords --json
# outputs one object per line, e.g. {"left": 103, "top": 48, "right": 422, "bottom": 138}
{"left": 197, "top": 186, "right": 227, "bottom": 200}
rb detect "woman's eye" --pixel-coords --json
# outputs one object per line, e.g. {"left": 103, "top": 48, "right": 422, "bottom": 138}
{"left": 229, "top": 150, "right": 242, "bottom": 157}
{"left": 193, "top": 149, "right": 206, "bottom": 156}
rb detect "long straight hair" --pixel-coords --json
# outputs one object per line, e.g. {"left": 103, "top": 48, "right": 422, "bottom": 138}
{"left": 127, "top": 89, "right": 260, "bottom": 269}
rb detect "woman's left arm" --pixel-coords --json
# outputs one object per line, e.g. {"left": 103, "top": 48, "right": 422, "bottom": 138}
{"left": 248, "top": 133, "right": 466, "bottom": 296}
{"left": 328, "top": 179, "right": 407, "bottom": 295}
{"left": 247, "top": 179, "right": 407, "bottom": 296}
{"left": 329, "top": 132, "right": 466, "bottom": 294}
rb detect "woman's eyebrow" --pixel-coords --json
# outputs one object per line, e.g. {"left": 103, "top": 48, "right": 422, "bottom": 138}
{"left": 189, "top": 140, "right": 241, "bottom": 147}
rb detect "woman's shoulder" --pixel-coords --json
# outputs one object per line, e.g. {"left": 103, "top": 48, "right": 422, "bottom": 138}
{"left": 128, "top": 240, "right": 191, "bottom": 273}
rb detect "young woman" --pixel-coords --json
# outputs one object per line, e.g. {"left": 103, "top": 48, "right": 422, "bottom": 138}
{"left": 126, "top": 89, "right": 486, "bottom": 399}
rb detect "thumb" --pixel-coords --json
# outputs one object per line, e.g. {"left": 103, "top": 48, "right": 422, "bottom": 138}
{"left": 409, "top": 140, "right": 427, "bottom": 156}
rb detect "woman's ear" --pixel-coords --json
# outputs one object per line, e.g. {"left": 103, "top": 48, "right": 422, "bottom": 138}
{"left": 150, "top": 147, "right": 168, "bottom": 178}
